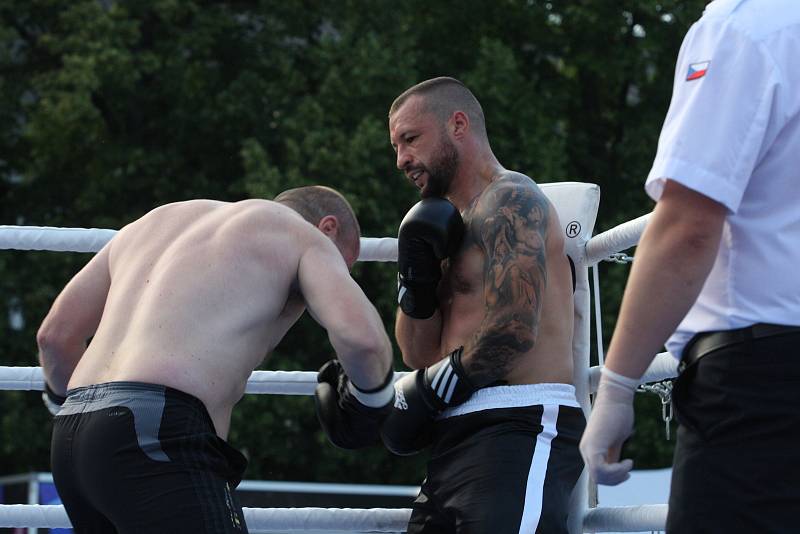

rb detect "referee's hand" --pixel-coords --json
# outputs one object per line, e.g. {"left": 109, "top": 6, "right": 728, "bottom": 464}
{"left": 580, "top": 368, "right": 637, "bottom": 486}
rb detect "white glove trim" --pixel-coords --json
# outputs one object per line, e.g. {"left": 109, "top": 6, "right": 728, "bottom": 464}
{"left": 601, "top": 366, "right": 639, "bottom": 394}
{"left": 348, "top": 372, "right": 396, "bottom": 408}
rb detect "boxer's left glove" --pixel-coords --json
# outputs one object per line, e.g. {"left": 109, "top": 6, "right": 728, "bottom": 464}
{"left": 314, "top": 360, "right": 395, "bottom": 450}
{"left": 42, "top": 382, "right": 66, "bottom": 416}
{"left": 380, "top": 347, "right": 486, "bottom": 456}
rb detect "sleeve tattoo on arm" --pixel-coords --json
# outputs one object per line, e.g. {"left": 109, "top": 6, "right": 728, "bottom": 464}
{"left": 465, "top": 180, "right": 549, "bottom": 383}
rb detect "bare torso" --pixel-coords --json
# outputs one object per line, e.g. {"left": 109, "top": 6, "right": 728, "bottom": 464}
{"left": 439, "top": 174, "right": 575, "bottom": 385}
{"left": 68, "top": 199, "right": 312, "bottom": 437}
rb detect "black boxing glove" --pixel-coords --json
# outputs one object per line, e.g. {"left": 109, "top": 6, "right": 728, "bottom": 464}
{"left": 42, "top": 382, "right": 66, "bottom": 416}
{"left": 397, "top": 198, "right": 464, "bottom": 319}
{"left": 314, "top": 360, "right": 395, "bottom": 450}
{"left": 380, "top": 347, "right": 485, "bottom": 456}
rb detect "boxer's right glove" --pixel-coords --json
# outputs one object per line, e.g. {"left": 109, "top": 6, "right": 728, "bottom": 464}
{"left": 42, "top": 382, "right": 66, "bottom": 416}
{"left": 397, "top": 198, "right": 464, "bottom": 319}
{"left": 380, "top": 347, "right": 487, "bottom": 456}
{"left": 314, "top": 360, "right": 395, "bottom": 450}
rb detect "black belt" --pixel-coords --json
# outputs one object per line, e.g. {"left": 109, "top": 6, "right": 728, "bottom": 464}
{"left": 679, "top": 323, "right": 800, "bottom": 373}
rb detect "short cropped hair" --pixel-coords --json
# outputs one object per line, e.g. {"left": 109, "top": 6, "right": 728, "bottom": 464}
{"left": 389, "top": 77, "right": 487, "bottom": 137}
{"left": 274, "top": 185, "right": 361, "bottom": 257}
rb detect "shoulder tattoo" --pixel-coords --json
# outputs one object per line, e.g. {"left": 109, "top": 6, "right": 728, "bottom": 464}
{"left": 465, "top": 179, "right": 550, "bottom": 381}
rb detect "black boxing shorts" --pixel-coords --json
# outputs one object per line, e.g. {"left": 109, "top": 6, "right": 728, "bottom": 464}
{"left": 407, "top": 384, "right": 585, "bottom": 534}
{"left": 51, "top": 381, "right": 248, "bottom": 534}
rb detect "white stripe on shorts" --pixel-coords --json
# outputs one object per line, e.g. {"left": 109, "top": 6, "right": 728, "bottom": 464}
{"left": 518, "top": 403, "right": 559, "bottom": 533}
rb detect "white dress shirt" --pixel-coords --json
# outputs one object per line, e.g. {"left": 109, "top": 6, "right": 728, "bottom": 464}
{"left": 644, "top": 0, "right": 800, "bottom": 357}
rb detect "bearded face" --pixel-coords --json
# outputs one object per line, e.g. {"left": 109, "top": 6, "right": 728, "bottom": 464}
{"left": 419, "top": 132, "right": 459, "bottom": 198}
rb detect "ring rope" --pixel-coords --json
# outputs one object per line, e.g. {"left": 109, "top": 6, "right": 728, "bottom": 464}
{"left": 0, "top": 505, "right": 68, "bottom": 529}
{"left": 0, "top": 217, "right": 647, "bottom": 264}
{"left": 584, "top": 214, "right": 650, "bottom": 265}
{"left": 1, "top": 363, "right": 677, "bottom": 394}
{"left": 0, "top": 226, "right": 117, "bottom": 253}
{"left": 0, "top": 504, "right": 411, "bottom": 532}
{"left": 583, "top": 504, "right": 668, "bottom": 532}
{"left": 0, "top": 226, "right": 400, "bottom": 262}
{"left": 0, "top": 367, "right": 413, "bottom": 394}
{"left": 0, "top": 503, "right": 670, "bottom": 532}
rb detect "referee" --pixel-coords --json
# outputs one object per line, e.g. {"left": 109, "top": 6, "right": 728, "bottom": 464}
{"left": 580, "top": 0, "right": 800, "bottom": 532}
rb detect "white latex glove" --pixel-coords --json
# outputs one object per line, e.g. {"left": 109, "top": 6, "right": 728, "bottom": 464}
{"left": 579, "top": 367, "right": 638, "bottom": 485}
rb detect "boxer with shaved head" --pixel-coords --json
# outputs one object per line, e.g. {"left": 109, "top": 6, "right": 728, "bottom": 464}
{"left": 38, "top": 186, "right": 394, "bottom": 533}
{"left": 382, "top": 77, "right": 585, "bottom": 533}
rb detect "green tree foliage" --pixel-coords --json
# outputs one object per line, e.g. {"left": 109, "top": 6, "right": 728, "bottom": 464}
{"left": 0, "top": 0, "right": 706, "bottom": 481}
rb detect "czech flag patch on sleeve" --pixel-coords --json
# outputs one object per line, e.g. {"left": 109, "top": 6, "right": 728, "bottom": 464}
{"left": 686, "top": 61, "right": 710, "bottom": 81}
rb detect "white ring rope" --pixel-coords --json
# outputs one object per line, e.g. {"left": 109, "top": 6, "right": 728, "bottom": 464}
{"left": 0, "top": 225, "right": 117, "bottom": 253}
{"left": 0, "top": 217, "right": 649, "bottom": 264}
{"left": 1, "top": 362, "right": 677, "bottom": 395}
{"left": 0, "top": 367, "right": 415, "bottom": 395}
{"left": 0, "top": 505, "right": 69, "bottom": 529}
{"left": 0, "top": 503, "right": 669, "bottom": 532}
{"left": 243, "top": 507, "right": 410, "bottom": 532}
{"left": 583, "top": 504, "right": 669, "bottom": 532}
{"left": 356, "top": 237, "right": 398, "bottom": 263}
{"left": 584, "top": 214, "right": 650, "bottom": 265}
{"left": 0, "top": 504, "right": 411, "bottom": 532}
{"left": 0, "top": 226, "right": 399, "bottom": 262}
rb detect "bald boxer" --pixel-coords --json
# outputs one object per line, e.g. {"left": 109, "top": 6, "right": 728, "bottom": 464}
{"left": 37, "top": 186, "right": 394, "bottom": 533}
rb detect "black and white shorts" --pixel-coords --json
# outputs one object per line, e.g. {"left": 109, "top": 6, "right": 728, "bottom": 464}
{"left": 408, "top": 383, "right": 586, "bottom": 534}
{"left": 51, "top": 381, "right": 248, "bottom": 534}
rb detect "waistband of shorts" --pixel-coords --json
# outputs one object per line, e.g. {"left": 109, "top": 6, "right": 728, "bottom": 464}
{"left": 65, "top": 381, "right": 205, "bottom": 410}
{"left": 438, "top": 383, "right": 580, "bottom": 419}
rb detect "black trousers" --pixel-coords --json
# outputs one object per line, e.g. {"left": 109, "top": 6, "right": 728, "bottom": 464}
{"left": 667, "top": 332, "right": 800, "bottom": 534}
{"left": 52, "top": 382, "right": 248, "bottom": 534}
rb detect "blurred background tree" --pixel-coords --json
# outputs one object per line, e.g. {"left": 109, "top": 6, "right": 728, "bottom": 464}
{"left": 0, "top": 0, "right": 706, "bottom": 481}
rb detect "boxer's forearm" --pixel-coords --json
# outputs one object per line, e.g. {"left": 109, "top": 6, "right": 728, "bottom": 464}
{"left": 37, "top": 342, "right": 82, "bottom": 395}
{"left": 395, "top": 308, "right": 445, "bottom": 369}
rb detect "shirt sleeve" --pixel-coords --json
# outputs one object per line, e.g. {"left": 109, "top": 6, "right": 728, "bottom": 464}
{"left": 645, "top": 15, "right": 779, "bottom": 213}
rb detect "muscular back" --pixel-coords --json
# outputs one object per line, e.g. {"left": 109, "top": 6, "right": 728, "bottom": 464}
{"left": 440, "top": 173, "right": 575, "bottom": 385}
{"left": 68, "top": 199, "right": 318, "bottom": 436}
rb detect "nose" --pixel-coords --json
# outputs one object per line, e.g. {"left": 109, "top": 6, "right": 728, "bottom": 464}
{"left": 396, "top": 146, "right": 412, "bottom": 171}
